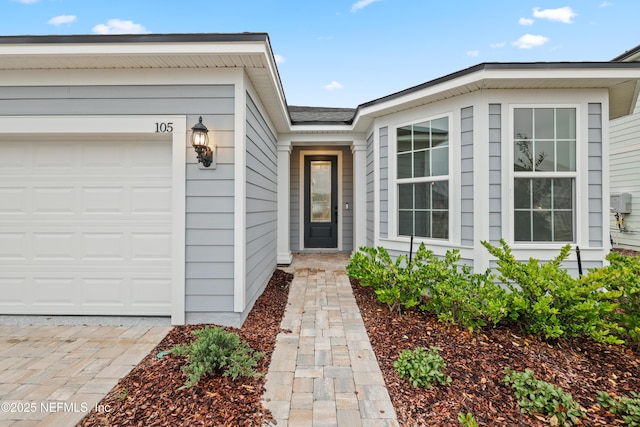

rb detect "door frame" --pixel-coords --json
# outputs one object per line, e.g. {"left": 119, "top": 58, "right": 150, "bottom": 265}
{"left": 299, "top": 149, "right": 343, "bottom": 251}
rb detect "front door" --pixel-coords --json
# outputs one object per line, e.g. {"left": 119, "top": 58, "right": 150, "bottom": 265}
{"left": 304, "top": 155, "right": 338, "bottom": 248}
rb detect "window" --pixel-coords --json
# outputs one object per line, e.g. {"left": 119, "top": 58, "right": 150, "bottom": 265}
{"left": 397, "top": 117, "right": 449, "bottom": 239}
{"left": 513, "top": 108, "right": 576, "bottom": 242}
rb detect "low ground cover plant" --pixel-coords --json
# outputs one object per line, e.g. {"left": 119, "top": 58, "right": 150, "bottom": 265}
{"left": 503, "top": 368, "right": 585, "bottom": 426}
{"left": 168, "top": 326, "right": 264, "bottom": 389}
{"left": 598, "top": 391, "right": 640, "bottom": 426}
{"left": 393, "top": 346, "right": 452, "bottom": 388}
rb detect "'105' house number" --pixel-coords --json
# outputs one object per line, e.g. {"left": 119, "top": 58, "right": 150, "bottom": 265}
{"left": 155, "top": 122, "right": 173, "bottom": 133}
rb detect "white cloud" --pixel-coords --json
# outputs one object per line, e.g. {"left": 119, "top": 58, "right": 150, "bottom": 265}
{"left": 600, "top": 1, "right": 611, "bottom": 6}
{"left": 519, "top": 17, "right": 534, "bottom": 26}
{"left": 466, "top": 50, "right": 479, "bottom": 58}
{"left": 48, "top": 15, "right": 77, "bottom": 26}
{"left": 92, "top": 19, "right": 148, "bottom": 35}
{"left": 512, "top": 34, "right": 550, "bottom": 49}
{"left": 274, "top": 54, "right": 285, "bottom": 64}
{"left": 490, "top": 42, "right": 506, "bottom": 48}
{"left": 13, "top": 0, "right": 39, "bottom": 4}
{"left": 351, "top": 0, "right": 380, "bottom": 13}
{"left": 324, "top": 81, "right": 344, "bottom": 91}
{"left": 532, "top": 6, "right": 577, "bottom": 24}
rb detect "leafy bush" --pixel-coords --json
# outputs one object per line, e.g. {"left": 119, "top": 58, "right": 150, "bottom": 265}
{"left": 393, "top": 346, "right": 452, "bottom": 388}
{"left": 482, "top": 239, "right": 620, "bottom": 342}
{"left": 423, "top": 249, "right": 511, "bottom": 331}
{"left": 458, "top": 412, "right": 479, "bottom": 427}
{"left": 346, "top": 243, "right": 433, "bottom": 314}
{"left": 582, "top": 251, "right": 640, "bottom": 347}
{"left": 503, "top": 368, "right": 584, "bottom": 426}
{"left": 168, "top": 327, "right": 264, "bottom": 389}
{"left": 598, "top": 391, "right": 640, "bottom": 426}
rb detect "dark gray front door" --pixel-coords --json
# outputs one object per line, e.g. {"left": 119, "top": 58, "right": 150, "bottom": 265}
{"left": 304, "top": 155, "right": 338, "bottom": 248}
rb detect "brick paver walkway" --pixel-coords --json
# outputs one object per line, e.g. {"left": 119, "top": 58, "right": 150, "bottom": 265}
{"left": 0, "top": 324, "right": 169, "bottom": 427}
{"left": 263, "top": 253, "right": 399, "bottom": 426}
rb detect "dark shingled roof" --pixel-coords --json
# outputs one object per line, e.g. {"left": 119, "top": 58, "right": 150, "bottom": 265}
{"left": 288, "top": 106, "right": 356, "bottom": 125}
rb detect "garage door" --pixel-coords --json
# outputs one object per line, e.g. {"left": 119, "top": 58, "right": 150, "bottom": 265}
{"left": 0, "top": 135, "right": 173, "bottom": 316}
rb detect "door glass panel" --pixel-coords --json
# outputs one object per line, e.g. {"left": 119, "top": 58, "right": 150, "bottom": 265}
{"left": 310, "top": 161, "right": 331, "bottom": 222}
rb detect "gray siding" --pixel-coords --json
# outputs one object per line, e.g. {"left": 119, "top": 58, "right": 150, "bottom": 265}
{"left": 379, "top": 127, "right": 389, "bottom": 238}
{"left": 289, "top": 146, "right": 353, "bottom": 251}
{"left": 366, "top": 132, "right": 375, "bottom": 247}
{"left": 0, "top": 84, "right": 237, "bottom": 324}
{"left": 588, "top": 103, "right": 603, "bottom": 247}
{"left": 488, "top": 104, "right": 502, "bottom": 243}
{"left": 244, "top": 94, "right": 277, "bottom": 323}
{"left": 460, "top": 106, "right": 474, "bottom": 246}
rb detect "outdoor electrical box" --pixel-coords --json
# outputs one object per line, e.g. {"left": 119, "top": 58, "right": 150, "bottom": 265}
{"left": 611, "top": 192, "right": 632, "bottom": 214}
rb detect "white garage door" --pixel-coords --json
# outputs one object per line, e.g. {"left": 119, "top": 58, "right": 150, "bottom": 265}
{"left": 0, "top": 135, "right": 173, "bottom": 316}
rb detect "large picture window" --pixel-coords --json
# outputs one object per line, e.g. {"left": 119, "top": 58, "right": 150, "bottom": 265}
{"left": 513, "top": 108, "right": 576, "bottom": 242}
{"left": 397, "top": 117, "right": 449, "bottom": 239}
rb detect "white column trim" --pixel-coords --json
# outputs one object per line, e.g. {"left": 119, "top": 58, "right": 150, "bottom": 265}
{"left": 352, "top": 140, "right": 367, "bottom": 252}
{"left": 277, "top": 140, "right": 293, "bottom": 264}
{"left": 233, "top": 74, "right": 247, "bottom": 313}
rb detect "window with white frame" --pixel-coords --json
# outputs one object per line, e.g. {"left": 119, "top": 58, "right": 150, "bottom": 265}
{"left": 513, "top": 107, "right": 576, "bottom": 242}
{"left": 397, "top": 116, "right": 449, "bottom": 239}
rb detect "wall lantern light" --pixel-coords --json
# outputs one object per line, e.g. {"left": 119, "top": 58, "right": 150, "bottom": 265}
{"left": 191, "top": 116, "right": 215, "bottom": 168}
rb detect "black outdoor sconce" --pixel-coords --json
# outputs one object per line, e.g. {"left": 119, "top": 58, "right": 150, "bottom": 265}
{"left": 191, "top": 116, "right": 215, "bottom": 168}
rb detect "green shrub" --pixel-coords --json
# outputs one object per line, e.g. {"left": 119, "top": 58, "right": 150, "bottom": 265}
{"left": 393, "top": 346, "right": 452, "bottom": 388}
{"left": 346, "top": 243, "right": 433, "bottom": 314}
{"left": 458, "top": 412, "right": 478, "bottom": 427}
{"left": 482, "top": 239, "right": 620, "bottom": 342}
{"left": 598, "top": 391, "right": 640, "bottom": 426}
{"left": 423, "top": 249, "right": 511, "bottom": 331}
{"left": 168, "top": 327, "right": 264, "bottom": 389}
{"left": 503, "top": 368, "right": 584, "bottom": 426}
{"left": 582, "top": 251, "right": 640, "bottom": 347}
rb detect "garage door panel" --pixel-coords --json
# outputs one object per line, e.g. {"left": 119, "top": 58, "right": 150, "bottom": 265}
{"left": 32, "top": 277, "right": 77, "bottom": 305}
{"left": 0, "top": 136, "right": 173, "bottom": 316}
{"left": 0, "top": 233, "right": 27, "bottom": 260}
{"left": 82, "top": 188, "right": 126, "bottom": 214}
{"left": 81, "top": 233, "right": 125, "bottom": 261}
{"left": 33, "top": 188, "right": 76, "bottom": 214}
{"left": 131, "top": 233, "right": 172, "bottom": 261}
{"left": 0, "top": 278, "right": 26, "bottom": 305}
{"left": 131, "top": 187, "right": 172, "bottom": 214}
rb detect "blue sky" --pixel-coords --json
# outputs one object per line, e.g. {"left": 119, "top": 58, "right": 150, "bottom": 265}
{"left": 2, "top": 0, "right": 639, "bottom": 107}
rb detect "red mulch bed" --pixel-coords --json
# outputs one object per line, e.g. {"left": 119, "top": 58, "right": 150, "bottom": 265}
{"left": 78, "top": 269, "right": 292, "bottom": 427}
{"left": 351, "top": 279, "right": 640, "bottom": 427}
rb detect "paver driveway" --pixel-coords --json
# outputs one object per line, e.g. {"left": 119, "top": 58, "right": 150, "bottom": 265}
{"left": 0, "top": 324, "right": 169, "bottom": 427}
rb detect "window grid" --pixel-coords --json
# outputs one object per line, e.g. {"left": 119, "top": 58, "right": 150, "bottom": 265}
{"left": 397, "top": 117, "right": 449, "bottom": 239}
{"left": 513, "top": 108, "right": 576, "bottom": 243}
